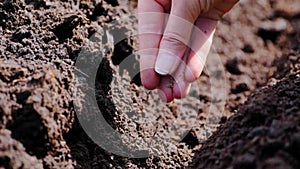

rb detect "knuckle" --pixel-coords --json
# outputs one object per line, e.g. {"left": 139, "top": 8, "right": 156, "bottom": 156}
{"left": 163, "top": 31, "right": 188, "bottom": 46}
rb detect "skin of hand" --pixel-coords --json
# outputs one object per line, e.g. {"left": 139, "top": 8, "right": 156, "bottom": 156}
{"left": 138, "top": 0, "right": 239, "bottom": 102}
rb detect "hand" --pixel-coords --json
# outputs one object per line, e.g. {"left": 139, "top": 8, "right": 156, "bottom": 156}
{"left": 138, "top": 0, "right": 238, "bottom": 102}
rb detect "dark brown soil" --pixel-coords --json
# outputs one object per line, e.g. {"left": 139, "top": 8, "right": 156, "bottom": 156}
{"left": 189, "top": 73, "right": 300, "bottom": 169}
{"left": 0, "top": 0, "right": 299, "bottom": 168}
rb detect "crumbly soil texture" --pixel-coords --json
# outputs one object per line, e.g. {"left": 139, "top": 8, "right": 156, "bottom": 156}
{"left": 0, "top": 0, "right": 299, "bottom": 168}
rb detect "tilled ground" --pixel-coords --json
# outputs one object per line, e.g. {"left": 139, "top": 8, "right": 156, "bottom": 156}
{"left": 0, "top": 0, "right": 299, "bottom": 168}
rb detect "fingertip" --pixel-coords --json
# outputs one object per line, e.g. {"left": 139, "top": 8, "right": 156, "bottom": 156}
{"left": 158, "top": 76, "right": 174, "bottom": 102}
{"left": 184, "top": 64, "right": 199, "bottom": 82}
{"left": 173, "top": 81, "right": 191, "bottom": 99}
{"left": 185, "top": 73, "right": 197, "bottom": 82}
{"left": 141, "top": 69, "right": 160, "bottom": 90}
{"left": 142, "top": 81, "right": 159, "bottom": 90}
{"left": 157, "top": 89, "right": 173, "bottom": 102}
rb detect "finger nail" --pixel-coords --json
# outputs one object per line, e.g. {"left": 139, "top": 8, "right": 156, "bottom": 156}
{"left": 155, "top": 54, "right": 175, "bottom": 75}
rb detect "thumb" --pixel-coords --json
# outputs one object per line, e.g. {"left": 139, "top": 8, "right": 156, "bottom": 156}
{"left": 155, "top": 0, "right": 202, "bottom": 75}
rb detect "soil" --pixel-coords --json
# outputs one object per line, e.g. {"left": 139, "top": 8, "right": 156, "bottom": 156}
{"left": 0, "top": 0, "right": 299, "bottom": 169}
{"left": 189, "top": 73, "right": 300, "bottom": 169}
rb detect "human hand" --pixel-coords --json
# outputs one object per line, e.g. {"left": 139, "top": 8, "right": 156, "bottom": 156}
{"left": 138, "top": 0, "right": 238, "bottom": 102}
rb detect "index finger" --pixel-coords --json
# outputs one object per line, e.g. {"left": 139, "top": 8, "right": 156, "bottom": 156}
{"left": 138, "top": 0, "right": 169, "bottom": 90}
